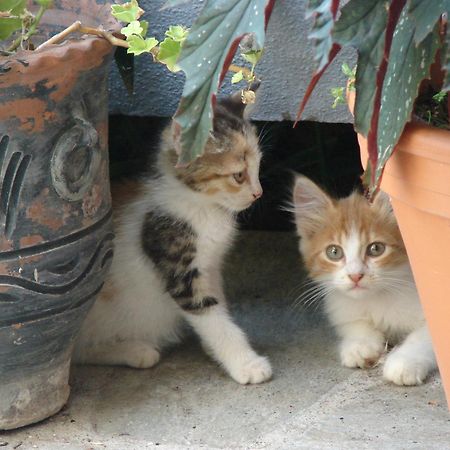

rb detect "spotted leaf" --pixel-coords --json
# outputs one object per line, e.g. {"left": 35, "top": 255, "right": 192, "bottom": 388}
{"left": 173, "top": 0, "right": 275, "bottom": 165}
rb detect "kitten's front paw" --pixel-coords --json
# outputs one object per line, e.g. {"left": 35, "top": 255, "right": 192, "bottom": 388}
{"left": 229, "top": 355, "right": 272, "bottom": 384}
{"left": 383, "top": 351, "right": 429, "bottom": 386}
{"left": 125, "top": 344, "right": 160, "bottom": 369}
{"left": 340, "top": 339, "right": 384, "bottom": 369}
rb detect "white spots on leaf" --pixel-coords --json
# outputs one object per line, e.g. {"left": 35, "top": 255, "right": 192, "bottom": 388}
{"left": 197, "top": 62, "right": 202, "bottom": 67}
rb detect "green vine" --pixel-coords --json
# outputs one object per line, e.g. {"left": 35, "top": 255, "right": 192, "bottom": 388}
{"left": 111, "top": 0, "right": 188, "bottom": 72}
{"left": 1, "top": 0, "right": 53, "bottom": 53}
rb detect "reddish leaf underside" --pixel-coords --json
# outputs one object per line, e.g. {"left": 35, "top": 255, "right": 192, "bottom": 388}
{"left": 294, "top": 0, "right": 342, "bottom": 125}
{"left": 294, "top": 43, "right": 341, "bottom": 125}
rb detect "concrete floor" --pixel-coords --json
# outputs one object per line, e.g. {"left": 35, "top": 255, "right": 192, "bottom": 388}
{"left": 2, "top": 232, "right": 449, "bottom": 449}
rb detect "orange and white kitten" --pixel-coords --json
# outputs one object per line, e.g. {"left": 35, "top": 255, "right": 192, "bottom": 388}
{"left": 73, "top": 93, "right": 272, "bottom": 384}
{"left": 293, "top": 176, "right": 437, "bottom": 385}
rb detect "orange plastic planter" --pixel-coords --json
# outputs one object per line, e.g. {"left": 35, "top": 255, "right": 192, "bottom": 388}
{"left": 354, "top": 104, "right": 450, "bottom": 405}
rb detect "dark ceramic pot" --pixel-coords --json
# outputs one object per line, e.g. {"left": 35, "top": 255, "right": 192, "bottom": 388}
{"left": 0, "top": 1, "right": 116, "bottom": 430}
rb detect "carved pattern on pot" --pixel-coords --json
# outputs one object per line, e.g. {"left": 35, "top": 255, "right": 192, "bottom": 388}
{"left": 0, "top": 135, "right": 32, "bottom": 239}
{"left": 51, "top": 104, "right": 101, "bottom": 202}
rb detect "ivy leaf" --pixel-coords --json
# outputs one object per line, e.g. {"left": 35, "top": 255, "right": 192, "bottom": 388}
{"left": 0, "top": 17, "right": 22, "bottom": 40}
{"left": 127, "top": 35, "right": 158, "bottom": 55}
{"left": 0, "top": 0, "right": 26, "bottom": 13}
{"left": 140, "top": 19, "right": 149, "bottom": 37}
{"left": 242, "top": 49, "right": 263, "bottom": 65}
{"left": 121, "top": 20, "right": 143, "bottom": 38}
{"left": 342, "top": 62, "right": 355, "bottom": 79}
{"left": 330, "top": 86, "right": 345, "bottom": 108}
{"left": 157, "top": 37, "right": 183, "bottom": 71}
{"left": 35, "top": 0, "right": 53, "bottom": 7}
{"left": 165, "top": 25, "right": 189, "bottom": 42}
{"left": 231, "top": 70, "right": 244, "bottom": 83}
{"left": 407, "top": 0, "right": 447, "bottom": 44}
{"left": 111, "top": 0, "right": 143, "bottom": 24}
{"left": 174, "top": 0, "right": 275, "bottom": 164}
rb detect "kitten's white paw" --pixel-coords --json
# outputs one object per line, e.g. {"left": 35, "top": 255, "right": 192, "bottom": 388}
{"left": 340, "top": 339, "right": 384, "bottom": 369}
{"left": 383, "top": 352, "right": 428, "bottom": 386}
{"left": 124, "top": 344, "right": 160, "bottom": 369}
{"left": 229, "top": 355, "right": 272, "bottom": 384}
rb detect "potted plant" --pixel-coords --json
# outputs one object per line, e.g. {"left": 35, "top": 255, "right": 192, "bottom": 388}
{"left": 0, "top": 0, "right": 121, "bottom": 430}
{"left": 295, "top": 0, "right": 450, "bottom": 406}
{"left": 0, "top": 0, "right": 193, "bottom": 430}
{"left": 155, "top": 0, "right": 450, "bottom": 407}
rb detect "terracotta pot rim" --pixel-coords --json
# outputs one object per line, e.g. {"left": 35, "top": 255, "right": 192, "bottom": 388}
{"left": 394, "top": 121, "right": 450, "bottom": 164}
{"left": 2, "top": 36, "right": 114, "bottom": 72}
{"left": 347, "top": 89, "right": 449, "bottom": 164}
{"left": 0, "top": 1, "right": 119, "bottom": 73}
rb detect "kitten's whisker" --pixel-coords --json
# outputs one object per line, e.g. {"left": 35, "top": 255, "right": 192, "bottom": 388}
{"left": 292, "top": 284, "right": 333, "bottom": 311}
{"left": 286, "top": 279, "right": 320, "bottom": 300}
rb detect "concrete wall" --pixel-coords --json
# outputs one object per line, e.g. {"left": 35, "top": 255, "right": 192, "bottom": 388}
{"left": 108, "top": 0, "right": 356, "bottom": 123}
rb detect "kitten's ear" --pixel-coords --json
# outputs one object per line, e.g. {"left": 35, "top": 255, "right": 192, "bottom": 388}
{"left": 170, "top": 120, "right": 183, "bottom": 157}
{"left": 293, "top": 176, "right": 333, "bottom": 237}
{"left": 372, "top": 189, "right": 393, "bottom": 212}
{"left": 218, "top": 81, "right": 261, "bottom": 118}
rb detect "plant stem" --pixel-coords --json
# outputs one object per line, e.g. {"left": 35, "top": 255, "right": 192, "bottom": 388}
{"left": 36, "top": 21, "right": 129, "bottom": 51}
{"left": 229, "top": 64, "right": 252, "bottom": 78}
{"left": 7, "top": 5, "right": 47, "bottom": 52}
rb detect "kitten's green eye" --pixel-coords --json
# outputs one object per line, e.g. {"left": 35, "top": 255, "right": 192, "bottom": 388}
{"left": 233, "top": 171, "right": 246, "bottom": 184}
{"left": 326, "top": 245, "right": 344, "bottom": 261}
{"left": 367, "top": 242, "right": 386, "bottom": 257}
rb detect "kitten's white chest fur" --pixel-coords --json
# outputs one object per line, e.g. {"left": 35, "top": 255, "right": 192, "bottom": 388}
{"left": 293, "top": 176, "right": 437, "bottom": 386}
{"left": 325, "top": 266, "right": 424, "bottom": 340}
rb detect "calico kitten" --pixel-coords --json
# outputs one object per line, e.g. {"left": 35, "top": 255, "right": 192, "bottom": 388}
{"left": 293, "top": 176, "right": 437, "bottom": 385}
{"left": 73, "top": 93, "right": 272, "bottom": 385}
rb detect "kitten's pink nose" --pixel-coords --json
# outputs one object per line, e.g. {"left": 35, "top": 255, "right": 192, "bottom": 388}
{"left": 253, "top": 189, "right": 263, "bottom": 199}
{"left": 348, "top": 273, "right": 364, "bottom": 284}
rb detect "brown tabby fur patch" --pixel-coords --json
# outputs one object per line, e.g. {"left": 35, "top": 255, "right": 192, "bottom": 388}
{"left": 159, "top": 103, "right": 260, "bottom": 198}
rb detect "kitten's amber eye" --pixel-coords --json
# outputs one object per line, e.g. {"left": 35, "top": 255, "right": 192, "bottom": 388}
{"left": 367, "top": 242, "right": 386, "bottom": 257}
{"left": 233, "top": 171, "right": 246, "bottom": 184}
{"left": 326, "top": 245, "right": 344, "bottom": 261}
